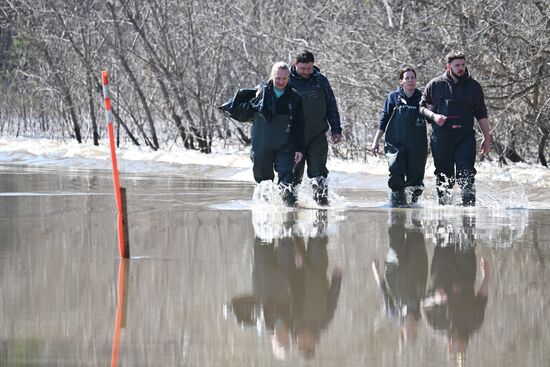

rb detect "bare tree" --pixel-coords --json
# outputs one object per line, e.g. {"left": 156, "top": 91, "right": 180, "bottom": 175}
{"left": 1, "top": 0, "right": 548, "bottom": 164}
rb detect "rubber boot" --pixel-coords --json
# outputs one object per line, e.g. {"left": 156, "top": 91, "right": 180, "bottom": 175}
{"left": 390, "top": 190, "right": 407, "bottom": 208}
{"left": 410, "top": 188, "right": 423, "bottom": 205}
{"left": 280, "top": 184, "right": 297, "bottom": 207}
{"left": 461, "top": 189, "right": 476, "bottom": 207}
{"left": 436, "top": 174, "right": 454, "bottom": 206}
{"left": 312, "top": 177, "right": 329, "bottom": 206}
{"left": 457, "top": 168, "right": 476, "bottom": 207}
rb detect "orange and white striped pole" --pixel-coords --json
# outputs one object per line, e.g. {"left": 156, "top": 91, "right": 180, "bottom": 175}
{"left": 102, "top": 70, "right": 129, "bottom": 259}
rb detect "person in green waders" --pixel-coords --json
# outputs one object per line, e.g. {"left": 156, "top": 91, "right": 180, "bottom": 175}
{"left": 247, "top": 62, "right": 305, "bottom": 207}
{"left": 372, "top": 66, "right": 428, "bottom": 207}
{"left": 419, "top": 51, "right": 491, "bottom": 206}
{"left": 289, "top": 50, "right": 343, "bottom": 206}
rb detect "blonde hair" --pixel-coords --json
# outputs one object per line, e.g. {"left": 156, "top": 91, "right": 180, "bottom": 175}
{"left": 270, "top": 62, "right": 289, "bottom": 80}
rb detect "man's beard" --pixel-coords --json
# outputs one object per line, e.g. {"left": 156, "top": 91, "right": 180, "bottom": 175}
{"left": 451, "top": 69, "right": 467, "bottom": 80}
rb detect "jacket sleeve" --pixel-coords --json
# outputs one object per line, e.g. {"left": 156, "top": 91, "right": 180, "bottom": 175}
{"left": 320, "top": 75, "right": 343, "bottom": 135}
{"left": 292, "top": 93, "right": 306, "bottom": 153}
{"left": 419, "top": 81, "right": 435, "bottom": 120}
{"left": 472, "top": 81, "right": 488, "bottom": 120}
{"left": 378, "top": 92, "right": 395, "bottom": 131}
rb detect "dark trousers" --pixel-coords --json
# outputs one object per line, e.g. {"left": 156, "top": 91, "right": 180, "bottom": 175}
{"left": 251, "top": 144, "right": 295, "bottom": 185}
{"left": 431, "top": 131, "right": 477, "bottom": 202}
{"left": 386, "top": 143, "right": 427, "bottom": 192}
{"left": 293, "top": 132, "right": 329, "bottom": 183}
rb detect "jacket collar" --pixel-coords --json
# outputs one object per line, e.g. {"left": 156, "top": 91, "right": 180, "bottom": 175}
{"left": 290, "top": 64, "right": 321, "bottom": 81}
{"left": 444, "top": 67, "right": 471, "bottom": 84}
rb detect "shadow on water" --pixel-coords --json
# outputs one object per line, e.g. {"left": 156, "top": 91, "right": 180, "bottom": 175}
{"left": 0, "top": 167, "right": 549, "bottom": 366}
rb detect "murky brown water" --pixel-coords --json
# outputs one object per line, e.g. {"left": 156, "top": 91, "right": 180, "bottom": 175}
{"left": 0, "top": 165, "right": 549, "bottom": 366}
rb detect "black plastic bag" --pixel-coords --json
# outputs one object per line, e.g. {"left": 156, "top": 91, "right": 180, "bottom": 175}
{"left": 219, "top": 88, "right": 257, "bottom": 122}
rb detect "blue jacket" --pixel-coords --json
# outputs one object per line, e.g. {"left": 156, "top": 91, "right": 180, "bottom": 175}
{"left": 378, "top": 87, "right": 422, "bottom": 131}
{"left": 289, "top": 65, "right": 342, "bottom": 135}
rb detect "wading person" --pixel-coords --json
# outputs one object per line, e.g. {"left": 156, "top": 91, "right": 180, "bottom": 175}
{"left": 372, "top": 66, "right": 428, "bottom": 207}
{"left": 420, "top": 51, "right": 491, "bottom": 206}
{"left": 289, "top": 50, "right": 343, "bottom": 206}
{"left": 240, "top": 62, "right": 305, "bottom": 207}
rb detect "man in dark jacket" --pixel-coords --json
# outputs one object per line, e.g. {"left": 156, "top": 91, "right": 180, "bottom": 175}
{"left": 289, "top": 50, "right": 342, "bottom": 206}
{"left": 245, "top": 62, "right": 305, "bottom": 206}
{"left": 420, "top": 51, "right": 491, "bottom": 206}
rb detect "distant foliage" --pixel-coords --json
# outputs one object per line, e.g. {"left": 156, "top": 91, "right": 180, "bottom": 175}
{"left": 0, "top": 0, "right": 549, "bottom": 164}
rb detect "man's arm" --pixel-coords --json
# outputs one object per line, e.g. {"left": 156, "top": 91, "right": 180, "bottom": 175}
{"left": 292, "top": 94, "right": 306, "bottom": 155}
{"left": 478, "top": 117, "right": 491, "bottom": 154}
{"left": 371, "top": 129, "right": 384, "bottom": 156}
{"left": 473, "top": 82, "right": 490, "bottom": 154}
{"left": 420, "top": 83, "right": 448, "bottom": 126}
{"left": 321, "top": 75, "right": 343, "bottom": 141}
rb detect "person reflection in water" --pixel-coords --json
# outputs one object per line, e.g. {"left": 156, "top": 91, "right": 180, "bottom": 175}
{"left": 421, "top": 216, "right": 491, "bottom": 363}
{"left": 228, "top": 210, "right": 342, "bottom": 360}
{"left": 292, "top": 231, "right": 342, "bottom": 359}
{"left": 371, "top": 211, "right": 428, "bottom": 344}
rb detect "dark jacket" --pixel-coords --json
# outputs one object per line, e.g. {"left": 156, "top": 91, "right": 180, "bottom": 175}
{"left": 289, "top": 65, "right": 342, "bottom": 136}
{"left": 420, "top": 70, "right": 488, "bottom": 122}
{"left": 249, "top": 81, "right": 306, "bottom": 153}
{"left": 378, "top": 87, "right": 422, "bottom": 131}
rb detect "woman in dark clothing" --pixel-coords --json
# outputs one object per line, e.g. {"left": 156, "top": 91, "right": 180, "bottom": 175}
{"left": 371, "top": 66, "right": 428, "bottom": 207}
{"left": 245, "top": 62, "right": 305, "bottom": 206}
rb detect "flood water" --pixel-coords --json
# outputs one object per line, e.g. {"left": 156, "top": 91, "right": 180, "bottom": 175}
{"left": 0, "top": 164, "right": 549, "bottom": 366}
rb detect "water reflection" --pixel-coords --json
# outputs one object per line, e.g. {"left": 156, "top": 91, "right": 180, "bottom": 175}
{"left": 111, "top": 259, "right": 130, "bottom": 367}
{"left": 371, "top": 211, "right": 428, "bottom": 345}
{"left": 422, "top": 216, "right": 491, "bottom": 363}
{"left": 227, "top": 209, "right": 342, "bottom": 360}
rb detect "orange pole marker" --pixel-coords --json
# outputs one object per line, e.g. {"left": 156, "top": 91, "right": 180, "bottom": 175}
{"left": 102, "top": 70, "right": 128, "bottom": 258}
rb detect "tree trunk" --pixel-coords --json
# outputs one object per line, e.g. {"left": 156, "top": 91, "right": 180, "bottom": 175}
{"left": 86, "top": 73, "right": 99, "bottom": 145}
{"left": 108, "top": 2, "right": 159, "bottom": 150}
{"left": 539, "top": 127, "right": 549, "bottom": 167}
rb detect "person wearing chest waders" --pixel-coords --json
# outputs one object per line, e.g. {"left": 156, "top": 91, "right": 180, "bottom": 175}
{"left": 289, "top": 50, "right": 343, "bottom": 206}
{"left": 420, "top": 51, "right": 491, "bottom": 206}
{"left": 372, "top": 66, "right": 428, "bottom": 207}
{"left": 246, "top": 62, "right": 305, "bottom": 207}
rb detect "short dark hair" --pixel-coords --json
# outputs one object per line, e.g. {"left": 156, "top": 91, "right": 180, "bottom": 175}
{"left": 295, "top": 50, "right": 314, "bottom": 64}
{"left": 446, "top": 51, "right": 466, "bottom": 64}
{"left": 399, "top": 66, "right": 416, "bottom": 80}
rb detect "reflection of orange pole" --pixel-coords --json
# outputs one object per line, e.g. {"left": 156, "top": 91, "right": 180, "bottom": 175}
{"left": 111, "top": 259, "right": 128, "bottom": 367}
{"left": 102, "top": 70, "right": 129, "bottom": 258}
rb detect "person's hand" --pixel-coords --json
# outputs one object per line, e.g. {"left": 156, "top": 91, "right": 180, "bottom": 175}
{"left": 371, "top": 141, "right": 380, "bottom": 156}
{"left": 294, "top": 151, "right": 303, "bottom": 163}
{"left": 480, "top": 257, "right": 491, "bottom": 281}
{"left": 480, "top": 137, "right": 491, "bottom": 154}
{"left": 332, "top": 133, "right": 343, "bottom": 144}
{"left": 433, "top": 114, "right": 447, "bottom": 126}
{"left": 371, "top": 259, "right": 382, "bottom": 286}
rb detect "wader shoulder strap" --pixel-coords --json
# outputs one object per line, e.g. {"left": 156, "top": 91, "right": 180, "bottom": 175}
{"left": 288, "top": 99, "right": 293, "bottom": 124}
{"left": 439, "top": 83, "right": 446, "bottom": 102}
